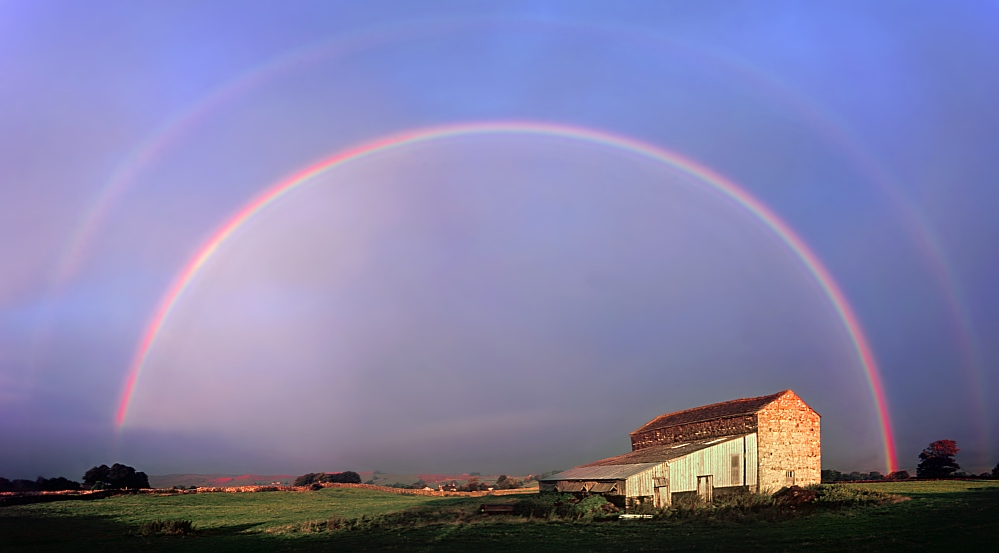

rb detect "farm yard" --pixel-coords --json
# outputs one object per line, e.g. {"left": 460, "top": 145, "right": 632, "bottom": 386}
{"left": 2, "top": 481, "right": 997, "bottom": 552}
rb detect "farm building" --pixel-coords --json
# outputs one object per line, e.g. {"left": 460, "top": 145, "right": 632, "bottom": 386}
{"left": 539, "top": 390, "right": 819, "bottom": 508}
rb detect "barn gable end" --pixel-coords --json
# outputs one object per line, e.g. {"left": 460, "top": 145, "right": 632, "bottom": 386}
{"left": 755, "top": 390, "right": 821, "bottom": 491}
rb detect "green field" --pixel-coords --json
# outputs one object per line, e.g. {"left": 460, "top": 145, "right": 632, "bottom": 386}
{"left": 2, "top": 481, "right": 997, "bottom": 552}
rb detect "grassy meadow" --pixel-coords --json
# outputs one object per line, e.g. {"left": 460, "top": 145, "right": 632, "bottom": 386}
{"left": 2, "top": 481, "right": 997, "bottom": 552}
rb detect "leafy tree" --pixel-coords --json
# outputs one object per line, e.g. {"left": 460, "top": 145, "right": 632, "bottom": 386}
{"left": 992, "top": 463, "right": 999, "bottom": 479}
{"left": 458, "top": 476, "right": 489, "bottom": 491}
{"left": 295, "top": 471, "right": 362, "bottom": 486}
{"left": 0, "top": 477, "right": 41, "bottom": 491}
{"left": 294, "top": 473, "right": 321, "bottom": 486}
{"left": 413, "top": 479, "right": 428, "bottom": 489}
{"left": 917, "top": 440, "right": 960, "bottom": 479}
{"left": 886, "top": 470, "right": 910, "bottom": 481}
{"left": 83, "top": 463, "right": 148, "bottom": 489}
{"left": 36, "top": 477, "right": 81, "bottom": 491}
{"left": 495, "top": 474, "right": 524, "bottom": 490}
{"left": 83, "top": 464, "right": 110, "bottom": 487}
{"left": 327, "top": 471, "right": 361, "bottom": 484}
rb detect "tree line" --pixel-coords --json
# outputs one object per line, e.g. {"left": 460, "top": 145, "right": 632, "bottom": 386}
{"left": 823, "top": 439, "right": 999, "bottom": 482}
{"left": 1, "top": 463, "right": 149, "bottom": 492}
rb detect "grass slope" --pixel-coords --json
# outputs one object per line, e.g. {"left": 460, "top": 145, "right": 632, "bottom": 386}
{"left": 2, "top": 481, "right": 997, "bottom": 552}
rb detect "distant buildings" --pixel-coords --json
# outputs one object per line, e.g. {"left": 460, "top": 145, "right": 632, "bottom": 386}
{"left": 540, "top": 390, "right": 820, "bottom": 509}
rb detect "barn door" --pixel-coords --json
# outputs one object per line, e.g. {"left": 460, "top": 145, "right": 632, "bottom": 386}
{"left": 697, "top": 475, "right": 713, "bottom": 503}
{"left": 653, "top": 470, "right": 670, "bottom": 508}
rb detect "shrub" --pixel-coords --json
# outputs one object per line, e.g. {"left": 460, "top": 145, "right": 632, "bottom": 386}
{"left": 495, "top": 475, "right": 524, "bottom": 490}
{"left": 138, "top": 519, "right": 193, "bottom": 536}
{"left": 811, "top": 484, "right": 898, "bottom": 506}
{"left": 514, "top": 493, "right": 573, "bottom": 518}
{"left": 572, "top": 495, "right": 610, "bottom": 519}
{"left": 295, "top": 471, "right": 363, "bottom": 486}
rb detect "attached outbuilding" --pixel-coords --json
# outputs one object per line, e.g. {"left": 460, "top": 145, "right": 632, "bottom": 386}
{"left": 540, "top": 390, "right": 819, "bottom": 509}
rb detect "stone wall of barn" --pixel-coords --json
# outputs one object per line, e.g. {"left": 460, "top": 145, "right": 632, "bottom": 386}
{"left": 755, "top": 391, "right": 821, "bottom": 492}
{"left": 630, "top": 415, "right": 757, "bottom": 450}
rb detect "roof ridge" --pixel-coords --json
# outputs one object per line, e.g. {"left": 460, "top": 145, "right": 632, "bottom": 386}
{"left": 630, "top": 390, "right": 789, "bottom": 435}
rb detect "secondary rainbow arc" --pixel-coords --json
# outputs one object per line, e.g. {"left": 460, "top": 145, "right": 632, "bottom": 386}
{"left": 115, "top": 120, "right": 898, "bottom": 472}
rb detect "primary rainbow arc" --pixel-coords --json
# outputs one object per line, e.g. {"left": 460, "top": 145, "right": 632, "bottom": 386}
{"left": 115, "top": 120, "right": 898, "bottom": 473}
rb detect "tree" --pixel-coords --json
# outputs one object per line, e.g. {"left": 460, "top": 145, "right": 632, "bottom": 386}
{"left": 992, "top": 463, "right": 999, "bottom": 479}
{"left": 83, "top": 463, "right": 148, "bottom": 489}
{"left": 495, "top": 474, "right": 524, "bottom": 490}
{"left": 295, "top": 471, "right": 362, "bottom": 487}
{"left": 36, "top": 477, "right": 81, "bottom": 491}
{"left": 917, "top": 440, "right": 960, "bottom": 479}
{"left": 461, "top": 476, "right": 481, "bottom": 492}
{"left": 886, "top": 470, "right": 910, "bottom": 481}
{"left": 83, "top": 464, "right": 111, "bottom": 488}
{"left": 327, "top": 471, "right": 361, "bottom": 484}
{"left": 294, "top": 473, "right": 321, "bottom": 486}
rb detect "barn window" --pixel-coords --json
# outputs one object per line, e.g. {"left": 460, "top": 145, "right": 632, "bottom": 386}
{"left": 731, "top": 454, "right": 740, "bottom": 484}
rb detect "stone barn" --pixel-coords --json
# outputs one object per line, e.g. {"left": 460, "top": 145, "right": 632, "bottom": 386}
{"left": 540, "top": 390, "right": 820, "bottom": 509}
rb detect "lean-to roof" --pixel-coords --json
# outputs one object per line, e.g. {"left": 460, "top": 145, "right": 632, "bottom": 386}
{"left": 538, "top": 463, "right": 662, "bottom": 481}
{"left": 541, "top": 434, "right": 749, "bottom": 481}
{"left": 583, "top": 434, "right": 748, "bottom": 467}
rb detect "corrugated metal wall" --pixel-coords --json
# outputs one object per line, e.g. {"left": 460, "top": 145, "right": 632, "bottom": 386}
{"left": 668, "top": 435, "right": 758, "bottom": 493}
{"left": 745, "top": 433, "right": 758, "bottom": 488}
{"left": 623, "top": 462, "right": 668, "bottom": 497}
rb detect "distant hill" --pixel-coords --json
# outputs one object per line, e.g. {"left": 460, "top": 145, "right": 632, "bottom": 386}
{"left": 148, "top": 472, "right": 537, "bottom": 489}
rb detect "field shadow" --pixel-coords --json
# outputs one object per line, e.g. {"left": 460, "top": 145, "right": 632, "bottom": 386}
{"left": 0, "top": 511, "right": 293, "bottom": 553}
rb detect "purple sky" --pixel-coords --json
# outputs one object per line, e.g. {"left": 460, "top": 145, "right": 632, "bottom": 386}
{"left": 2, "top": 1, "right": 997, "bottom": 480}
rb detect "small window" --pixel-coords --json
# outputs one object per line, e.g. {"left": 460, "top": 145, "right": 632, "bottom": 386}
{"left": 731, "top": 454, "right": 740, "bottom": 484}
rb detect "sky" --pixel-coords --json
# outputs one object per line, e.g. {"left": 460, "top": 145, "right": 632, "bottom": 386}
{"left": 2, "top": 1, "right": 998, "bottom": 480}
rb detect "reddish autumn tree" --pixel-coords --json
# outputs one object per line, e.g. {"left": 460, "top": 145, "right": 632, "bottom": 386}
{"left": 916, "top": 440, "right": 960, "bottom": 479}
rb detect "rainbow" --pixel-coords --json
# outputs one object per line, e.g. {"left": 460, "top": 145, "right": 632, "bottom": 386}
{"left": 115, "top": 120, "right": 898, "bottom": 472}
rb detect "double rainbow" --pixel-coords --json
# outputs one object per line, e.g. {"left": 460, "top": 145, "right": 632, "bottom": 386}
{"left": 115, "top": 121, "right": 898, "bottom": 472}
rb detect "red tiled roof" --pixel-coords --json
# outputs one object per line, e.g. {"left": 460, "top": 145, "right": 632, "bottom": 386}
{"left": 630, "top": 391, "right": 790, "bottom": 436}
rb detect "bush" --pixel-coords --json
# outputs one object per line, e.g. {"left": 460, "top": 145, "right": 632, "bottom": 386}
{"left": 495, "top": 475, "right": 524, "bottom": 490}
{"left": 514, "top": 493, "right": 572, "bottom": 518}
{"left": 295, "top": 471, "right": 363, "bottom": 487}
{"left": 512, "top": 493, "right": 615, "bottom": 520}
{"left": 810, "top": 484, "right": 898, "bottom": 507}
{"left": 138, "top": 519, "right": 194, "bottom": 536}
{"left": 572, "top": 495, "right": 611, "bottom": 519}
{"left": 650, "top": 491, "right": 779, "bottom": 523}
{"left": 36, "top": 477, "right": 82, "bottom": 491}
{"left": 0, "top": 478, "right": 40, "bottom": 492}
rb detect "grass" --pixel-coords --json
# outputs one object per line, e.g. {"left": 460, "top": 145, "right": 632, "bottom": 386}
{"left": 1, "top": 481, "right": 997, "bottom": 552}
